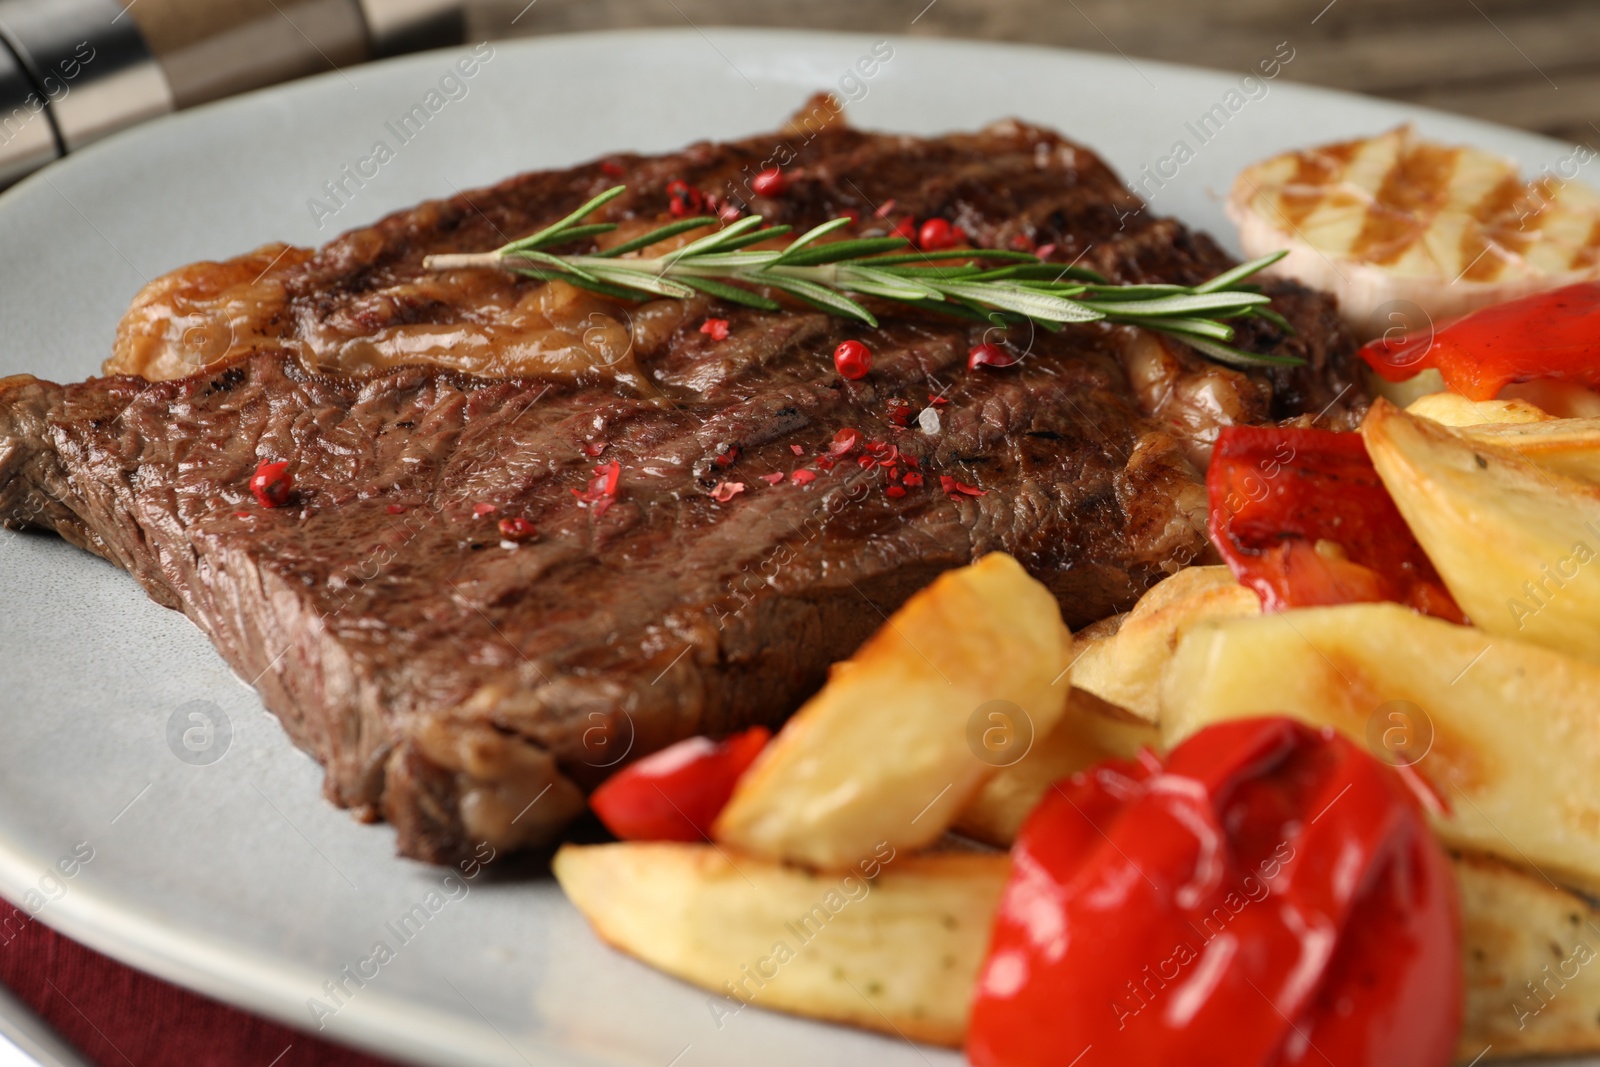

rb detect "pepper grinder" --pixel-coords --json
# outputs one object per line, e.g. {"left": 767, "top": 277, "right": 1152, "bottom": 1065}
{"left": 0, "top": 0, "right": 465, "bottom": 188}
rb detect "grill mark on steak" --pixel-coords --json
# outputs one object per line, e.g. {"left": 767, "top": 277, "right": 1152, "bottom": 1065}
{"left": 1, "top": 115, "right": 1365, "bottom": 863}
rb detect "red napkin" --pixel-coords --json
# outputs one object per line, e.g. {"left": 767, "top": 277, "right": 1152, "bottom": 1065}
{"left": 0, "top": 904, "right": 398, "bottom": 1066}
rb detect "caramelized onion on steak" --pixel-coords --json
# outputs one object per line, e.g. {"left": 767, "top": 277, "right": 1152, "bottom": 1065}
{"left": 2, "top": 114, "right": 1362, "bottom": 862}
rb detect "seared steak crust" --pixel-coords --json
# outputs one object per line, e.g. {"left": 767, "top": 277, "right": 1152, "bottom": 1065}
{"left": 1, "top": 116, "right": 1362, "bottom": 862}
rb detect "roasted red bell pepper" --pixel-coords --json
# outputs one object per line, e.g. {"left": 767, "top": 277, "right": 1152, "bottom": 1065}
{"left": 1207, "top": 425, "right": 1464, "bottom": 621}
{"left": 1360, "top": 281, "right": 1600, "bottom": 401}
{"left": 589, "top": 727, "right": 770, "bottom": 842}
{"left": 967, "top": 716, "right": 1461, "bottom": 1067}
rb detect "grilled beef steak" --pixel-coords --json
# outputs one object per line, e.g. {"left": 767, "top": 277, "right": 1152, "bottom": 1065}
{"left": 0, "top": 114, "right": 1363, "bottom": 863}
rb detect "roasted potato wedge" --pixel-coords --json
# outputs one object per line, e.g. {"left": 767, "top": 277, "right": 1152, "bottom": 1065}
{"left": 1457, "top": 851, "right": 1600, "bottom": 1060}
{"left": 1070, "top": 565, "right": 1258, "bottom": 722}
{"left": 1499, "top": 380, "right": 1600, "bottom": 420}
{"left": 1405, "top": 392, "right": 1552, "bottom": 428}
{"left": 1369, "top": 366, "right": 1446, "bottom": 410}
{"left": 1161, "top": 603, "right": 1600, "bottom": 892}
{"left": 1459, "top": 415, "right": 1600, "bottom": 485}
{"left": 553, "top": 842, "right": 1008, "bottom": 1046}
{"left": 1072, "top": 613, "right": 1125, "bottom": 644}
{"left": 954, "top": 689, "right": 1160, "bottom": 848}
{"left": 1363, "top": 400, "right": 1600, "bottom": 664}
{"left": 560, "top": 805, "right": 1600, "bottom": 1060}
{"left": 715, "top": 553, "right": 1070, "bottom": 870}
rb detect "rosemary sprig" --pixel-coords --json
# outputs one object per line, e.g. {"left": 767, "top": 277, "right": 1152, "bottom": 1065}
{"left": 423, "top": 185, "right": 1300, "bottom": 369}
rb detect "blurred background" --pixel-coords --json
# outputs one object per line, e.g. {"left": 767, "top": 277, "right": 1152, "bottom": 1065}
{"left": 1, "top": 0, "right": 1591, "bottom": 189}
{"left": 472, "top": 0, "right": 1596, "bottom": 146}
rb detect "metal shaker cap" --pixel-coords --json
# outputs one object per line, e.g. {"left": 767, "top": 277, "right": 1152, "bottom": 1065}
{"left": 0, "top": 32, "right": 55, "bottom": 187}
{"left": 358, "top": 0, "right": 466, "bottom": 57}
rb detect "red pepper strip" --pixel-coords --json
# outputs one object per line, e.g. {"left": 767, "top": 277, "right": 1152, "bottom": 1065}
{"left": 967, "top": 716, "right": 1461, "bottom": 1067}
{"left": 588, "top": 727, "right": 770, "bottom": 842}
{"left": 1207, "top": 426, "right": 1465, "bottom": 621}
{"left": 1359, "top": 281, "right": 1600, "bottom": 401}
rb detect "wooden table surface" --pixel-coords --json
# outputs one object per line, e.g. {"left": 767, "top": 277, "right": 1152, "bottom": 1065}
{"left": 469, "top": 0, "right": 1598, "bottom": 149}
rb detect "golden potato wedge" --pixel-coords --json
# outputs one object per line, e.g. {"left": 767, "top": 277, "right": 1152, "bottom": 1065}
{"left": 1457, "top": 851, "right": 1600, "bottom": 1060}
{"left": 1368, "top": 366, "right": 1446, "bottom": 410}
{"left": 715, "top": 553, "right": 1070, "bottom": 869}
{"left": 1161, "top": 603, "right": 1600, "bottom": 892}
{"left": 553, "top": 842, "right": 1007, "bottom": 1046}
{"left": 954, "top": 688, "right": 1159, "bottom": 848}
{"left": 1460, "top": 415, "right": 1600, "bottom": 485}
{"left": 1072, "top": 612, "right": 1126, "bottom": 645}
{"left": 1070, "top": 565, "right": 1258, "bottom": 722}
{"left": 1500, "top": 380, "right": 1600, "bottom": 420}
{"left": 1363, "top": 399, "right": 1600, "bottom": 664}
{"left": 1405, "top": 392, "right": 1552, "bottom": 427}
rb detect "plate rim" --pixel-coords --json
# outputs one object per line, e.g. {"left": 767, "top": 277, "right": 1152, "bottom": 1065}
{"left": 0, "top": 26, "right": 1581, "bottom": 1067}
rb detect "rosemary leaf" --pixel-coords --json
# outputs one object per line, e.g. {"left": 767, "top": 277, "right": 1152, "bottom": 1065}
{"left": 663, "top": 215, "right": 770, "bottom": 262}
{"left": 886, "top": 265, "right": 989, "bottom": 279}
{"left": 935, "top": 280, "right": 1101, "bottom": 323}
{"left": 509, "top": 266, "right": 647, "bottom": 302}
{"left": 834, "top": 265, "right": 944, "bottom": 301}
{"left": 1192, "top": 250, "right": 1288, "bottom": 294}
{"left": 1252, "top": 307, "right": 1298, "bottom": 334}
{"left": 773, "top": 217, "right": 856, "bottom": 261}
{"left": 697, "top": 227, "right": 794, "bottom": 255}
{"left": 1072, "top": 283, "right": 1192, "bottom": 300}
{"left": 891, "top": 297, "right": 1014, "bottom": 325}
{"left": 776, "top": 237, "right": 912, "bottom": 267}
{"left": 594, "top": 217, "right": 718, "bottom": 258}
{"left": 679, "top": 277, "right": 783, "bottom": 310}
{"left": 503, "top": 185, "right": 627, "bottom": 254}
{"left": 1118, "top": 315, "right": 1237, "bottom": 341}
{"left": 761, "top": 276, "right": 878, "bottom": 326}
{"left": 504, "top": 249, "right": 604, "bottom": 284}
{"left": 969, "top": 264, "right": 1095, "bottom": 284}
{"left": 583, "top": 265, "right": 698, "bottom": 300}
{"left": 679, "top": 251, "right": 783, "bottom": 270}
{"left": 861, "top": 249, "right": 1036, "bottom": 268}
{"left": 1054, "top": 264, "right": 1110, "bottom": 284}
{"left": 1160, "top": 331, "right": 1303, "bottom": 368}
{"left": 536, "top": 223, "right": 618, "bottom": 248}
{"left": 1075, "top": 292, "right": 1272, "bottom": 317}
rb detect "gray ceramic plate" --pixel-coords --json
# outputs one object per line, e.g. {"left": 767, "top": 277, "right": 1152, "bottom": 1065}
{"left": 0, "top": 28, "right": 1585, "bottom": 1067}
